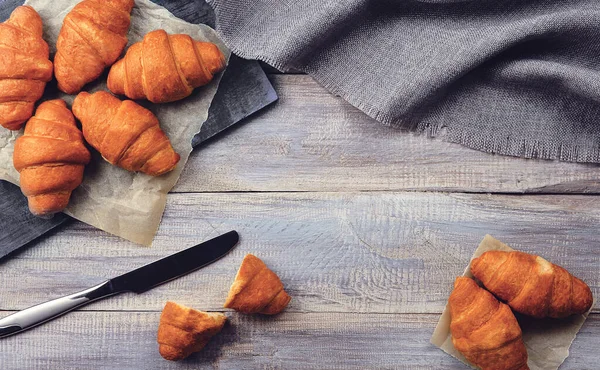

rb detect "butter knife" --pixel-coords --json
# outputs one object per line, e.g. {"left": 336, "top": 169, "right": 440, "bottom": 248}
{"left": 0, "top": 230, "right": 239, "bottom": 338}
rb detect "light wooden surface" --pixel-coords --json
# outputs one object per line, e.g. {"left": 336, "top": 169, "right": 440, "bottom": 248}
{"left": 1, "top": 74, "right": 598, "bottom": 369}
{"left": 176, "top": 75, "right": 600, "bottom": 194}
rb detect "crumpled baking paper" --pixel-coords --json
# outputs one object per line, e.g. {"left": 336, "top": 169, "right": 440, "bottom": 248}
{"left": 0, "top": 0, "right": 230, "bottom": 245}
{"left": 431, "top": 235, "right": 593, "bottom": 370}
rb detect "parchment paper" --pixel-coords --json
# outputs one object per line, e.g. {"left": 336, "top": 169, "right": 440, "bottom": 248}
{"left": 0, "top": 0, "right": 230, "bottom": 245}
{"left": 430, "top": 235, "right": 593, "bottom": 370}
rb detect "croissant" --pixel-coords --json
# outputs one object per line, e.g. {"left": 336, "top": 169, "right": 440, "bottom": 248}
{"left": 449, "top": 277, "right": 529, "bottom": 370}
{"left": 157, "top": 301, "right": 226, "bottom": 361}
{"left": 0, "top": 6, "right": 53, "bottom": 130}
{"left": 13, "top": 99, "right": 91, "bottom": 216}
{"left": 224, "top": 254, "right": 291, "bottom": 315}
{"left": 72, "top": 91, "right": 180, "bottom": 176}
{"left": 471, "top": 250, "right": 593, "bottom": 319}
{"left": 54, "top": 0, "right": 134, "bottom": 94}
{"left": 107, "top": 29, "right": 226, "bottom": 103}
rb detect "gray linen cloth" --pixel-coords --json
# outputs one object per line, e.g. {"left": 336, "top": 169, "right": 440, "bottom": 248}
{"left": 208, "top": 0, "right": 600, "bottom": 163}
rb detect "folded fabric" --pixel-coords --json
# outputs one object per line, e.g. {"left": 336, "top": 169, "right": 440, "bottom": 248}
{"left": 0, "top": 0, "right": 276, "bottom": 258}
{"left": 208, "top": 0, "right": 600, "bottom": 163}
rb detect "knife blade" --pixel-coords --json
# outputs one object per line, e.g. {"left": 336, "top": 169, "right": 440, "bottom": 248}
{"left": 0, "top": 230, "right": 239, "bottom": 339}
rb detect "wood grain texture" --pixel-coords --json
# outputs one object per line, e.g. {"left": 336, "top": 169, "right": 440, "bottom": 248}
{"left": 3, "top": 74, "right": 600, "bottom": 368}
{"left": 0, "top": 192, "right": 597, "bottom": 314}
{"left": 0, "top": 311, "right": 596, "bottom": 370}
{"left": 175, "top": 75, "right": 600, "bottom": 194}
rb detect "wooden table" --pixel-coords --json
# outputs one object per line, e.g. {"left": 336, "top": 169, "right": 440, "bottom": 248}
{"left": 0, "top": 74, "right": 598, "bottom": 369}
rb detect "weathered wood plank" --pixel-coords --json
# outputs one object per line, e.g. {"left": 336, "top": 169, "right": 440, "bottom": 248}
{"left": 0, "top": 192, "right": 597, "bottom": 314}
{"left": 174, "top": 75, "right": 600, "bottom": 194}
{"left": 0, "top": 311, "right": 596, "bottom": 370}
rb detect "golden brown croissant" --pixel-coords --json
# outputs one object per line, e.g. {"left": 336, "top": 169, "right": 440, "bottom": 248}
{"left": 224, "top": 254, "right": 291, "bottom": 315}
{"left": 471, "top": 250, "right": 593, "bottom": 319}
{"left": 72, "top": 91, "right": 180, "bottom": 176}
{"left": 449, "top": 277, "right": 529, "bottom": 370}
{"left": 13, "top": 99, "right": 91, "bottom": 216}
{"left": 54, "top": 0, "right": 134, "bottom": 94}
{"left": 107, "top": 29, "right": 226, "bottom": 103}
{"left": 0, "top": 6, "right": 53, "bottom": 130}
{"left": 157, "top": 301, "right": 226, "bottom": 361}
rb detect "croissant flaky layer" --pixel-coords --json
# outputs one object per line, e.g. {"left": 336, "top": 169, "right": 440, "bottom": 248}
{"left": 0, "top": 6, "right": 53, "bottom": 130}
{"left": 450, "top": 277, "right": 529, "bottom": 370}
{"left": 157, "top": 301, "right": 226, "bottom": 361}
{"left": 55, "top": 0, "right": 134, "bottom": 94}
{"left": 108, "top": 29, "right": 226, "bottom": 103}
{"left": 72, "top": 91, "right": 180, "bottom": 176}
{"left": 224, "top": 254, "right": 291, "bottom": 315}
{"left": 13, "top": 99, "right": 90, "bottom": 216}
{"left": 471, "top": 250, "right": 594, "bottom": 318}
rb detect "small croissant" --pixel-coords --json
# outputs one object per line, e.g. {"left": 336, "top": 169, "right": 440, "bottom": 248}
{"left": 0, "top": 6, "right": 53, "bottom": 130}
{"left": 471, "top": 250, "right": 593, "bottom": 318}
{"left": 157, "top": 301, "right": 226, "bottom": 361}
{"left": 449, "top": 277, "right": 529, "bottom": 370}
{"left": 55, "top": 0, "right": 134, "bottom": 94}
{"left": 72, "top": 91, "right": 180, "bottom": 176}
{"left": 224, "top": 254, "right": 291, "bottom": 315}
{"left": 108, "top": 29, "right": 226, "bottom": 103}
{"left": 13, "top": 99, "right": 91, "bottom": 216}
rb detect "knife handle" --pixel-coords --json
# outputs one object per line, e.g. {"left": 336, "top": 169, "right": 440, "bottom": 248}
{"left": 0, "top": 280, "right": 117, "bottom": 339}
